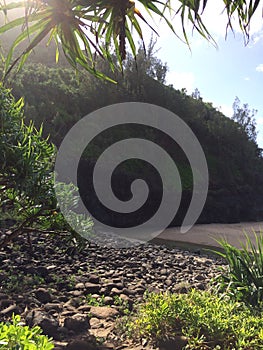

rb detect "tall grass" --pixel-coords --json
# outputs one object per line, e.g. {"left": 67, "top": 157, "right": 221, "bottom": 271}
{"left": 213, "top": 231, "right": 263, "bottom": 307}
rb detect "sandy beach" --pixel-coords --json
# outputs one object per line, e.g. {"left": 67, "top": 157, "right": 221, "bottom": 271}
{"left": 157, "top": 222, "right": 263, "bottom": 249}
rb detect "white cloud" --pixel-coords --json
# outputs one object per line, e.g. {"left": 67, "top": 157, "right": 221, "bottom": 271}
{"left": 134, "top": 0, "right": 263, "bottom": 47}
{"left": 247, "top": 13, "right": 263, "bottom": 37}
{"left": 256, "top": 64, "right": 263, "bottom": 72}
{"left": 166, "top": 71, "right": 195, "bottom": 92}
{"left": 250, "top": 30, "right": 263, "bottom": 45}
{"left": 146, "top": 1, "right": 227, "bottom": 44}
{"left": 201, "top": 1, "right": 228, "bottom": 38}
{"left": 218, "top": 104, "right": 233, "bottom": 118}
{"left": 197, "top": 0, "right": 263, "bottom": 38}
{"left": 244, "top": 77, "right": 250, "bottom": 81}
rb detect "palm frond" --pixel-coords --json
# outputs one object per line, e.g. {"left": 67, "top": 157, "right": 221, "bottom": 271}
{"left": 0, "top": 0, "right": 262, "bottom": 77}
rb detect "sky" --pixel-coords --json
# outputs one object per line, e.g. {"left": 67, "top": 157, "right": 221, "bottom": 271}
{"left": 135, "top": 0, "right": 263, "bottom": 147}
{"left": 2, "top": 1, "right": 263, "bottom": 145}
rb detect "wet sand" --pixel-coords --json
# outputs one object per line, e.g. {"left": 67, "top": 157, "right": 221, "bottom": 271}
{"left": 156, "top": 222, "right": 263, "bottom": 250}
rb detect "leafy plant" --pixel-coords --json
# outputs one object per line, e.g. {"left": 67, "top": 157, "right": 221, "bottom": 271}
{"left": 113, "top": 295, "right": 130, "bottom": 315}
{"left": 0, "top": 269, "right": 45, "bottom": 293}
{"left": 0, "top": 0, "right": 171, "bottom": 79}
{"left": 124, "top": 289, "right": 263, "bottom": 349}
{"left": 0, "top": 83, "right": 54, "bottom": 244}
{"left": 85, "top": 294, "right": 106, "bottom": 307}
{"left": 0, "top": 83, "right": 93, "bottom": 249}
{"left": 232, "top": 96, "right": 258, "bottom": 143}
{"left": 213, "top": 232, "right": 263, "bottom": 307}
{"left": 0, "top": 1, "right": 262, "bottom": 78}
{"left": 0, "top": 314, "right": 54, "bottom": 350}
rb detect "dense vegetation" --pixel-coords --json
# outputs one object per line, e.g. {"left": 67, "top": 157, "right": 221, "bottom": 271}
{"left": 124, "top": 289, "right": 263, "bottom": 349}
{"left": 214, "top": 233, "right": 263, "bottom": 307}
{"left": 122, "top": 234, "right": 263, "bottom": 349}
{"left": 0, "top": 315, "right": 54, "bottom": 350}
{"left": 5, "top": 46, "right": 263, "bottom": 226}
{"left": 0, "top": 83, "right": 92, "bottom": 249}
{"left": 1, "top": 2, "right": 263, "bottom": 348}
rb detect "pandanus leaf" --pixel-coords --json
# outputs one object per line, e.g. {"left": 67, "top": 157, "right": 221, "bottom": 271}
{"left": 0, "top": 0, "right": 262, "bottom": 78}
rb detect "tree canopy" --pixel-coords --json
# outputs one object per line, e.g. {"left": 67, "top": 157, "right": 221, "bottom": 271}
{"left": 0, "top": 0, "right": 262, "bottom": 79}
{"left": 7, "top": 57, "right": 263, "bottom": 226}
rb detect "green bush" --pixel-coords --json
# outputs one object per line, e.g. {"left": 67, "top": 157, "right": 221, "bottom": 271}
{"left": 213, "top": 232, "right": 263, "bottom": 307}
{"left": 0, "top": 315, "right": 54, "bottom": 350}
{"left": 0, "top": 83, "right": 93, "bottom": 248}
{"left": 0, "top": 83, "right": 56, "bottom": 243}
{"left": 124, "top": 289, "right": 263, "bottom": 349}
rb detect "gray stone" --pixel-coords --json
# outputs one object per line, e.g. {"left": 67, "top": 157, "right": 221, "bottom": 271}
{"left": 84, "top": 283, "right": 100, "bottom": 294}
{"left": 88, "top": 274, "right": 100, "bottom": 284}
{"left": 65, "top": 339, "right": 97, "bottom": 350}
{"left": 110, "top": 287, "right": 122, "bottom": 295}
{"left": 44, "top": 303, "right": 63, "bottom": 312}
{"left": 89, "top": 306, "right": 119, "bottom": 319}
{"left": 0, "top": 304, "right": 20, "bottom": 316}
{"left": 195, "top": 274, "right": 206, "bottom": 281}
{"left": 25, "top": 310, "right": 59, "bottom": 338}
{"left": 34, "top": 288, "right": 52, "bottom": 303}
{"left": 74, "top": 282, "right": 85, "bottom": 290}
{"left": 64, "top": 313, "right": 90, "bottom": 333}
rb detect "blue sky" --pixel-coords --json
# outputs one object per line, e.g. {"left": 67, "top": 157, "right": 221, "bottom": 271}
{"left": 136, "top": 0, "right": 263, "bottom": 147}
{"left": 4, "top": 1, "right": 263, "bottom": 146}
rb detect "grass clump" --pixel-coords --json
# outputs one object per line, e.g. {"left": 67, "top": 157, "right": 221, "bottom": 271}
{"left": 0, "top": 315, "right": 54, "bottom": 349}
{"left": 124, "top": 289, "right": 263, "bottom": 349}
{"left": 213, "top": 232, "right": 263, "bottom": 307}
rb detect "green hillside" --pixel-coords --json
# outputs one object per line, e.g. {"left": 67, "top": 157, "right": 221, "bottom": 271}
{"left": 3, "top": 42, "right": 263, "bottom": 227}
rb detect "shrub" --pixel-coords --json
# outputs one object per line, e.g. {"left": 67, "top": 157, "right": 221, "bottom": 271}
{"left": 0, "top": 315, "right": 54, "bottom": 349}
{"left": 124, "top": 289, "right": 263, "bottom": 349}
{"left": 0, "top": 84, "right": 93, "bottom": 249}
{"left": 213, "top": 232, "right": 263, "bottom": 307}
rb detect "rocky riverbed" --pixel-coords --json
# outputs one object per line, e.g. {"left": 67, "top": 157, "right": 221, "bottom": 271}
{"left": 0, "top": 233, "right": 226, "bottom": 349}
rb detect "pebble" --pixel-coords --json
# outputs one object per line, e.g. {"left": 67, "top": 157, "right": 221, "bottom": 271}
{"left": 89, "top": 306, "right": 119, "bottom": 319}
{"left": 0, "top": 234, "right": 226, "bottom": 349}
